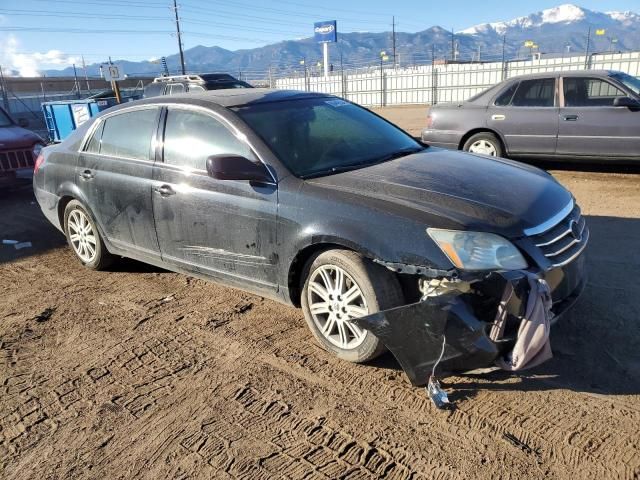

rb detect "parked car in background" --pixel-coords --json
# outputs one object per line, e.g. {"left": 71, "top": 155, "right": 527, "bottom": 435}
{"left": 422, "top": 70, "right": 640, "bottom": 161}
{"left": 0, "top": 106, "right": 45, "bottom": 187}
{"left": 143, "top": 73, "right": 252, "bottom": 98}
{"left": 33, "top": 90, "right": 587, "bottom": 386}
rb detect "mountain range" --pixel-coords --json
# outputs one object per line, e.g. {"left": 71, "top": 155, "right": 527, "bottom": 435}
{"left": 45, "top": 4, "right": 640, "bottom": 78}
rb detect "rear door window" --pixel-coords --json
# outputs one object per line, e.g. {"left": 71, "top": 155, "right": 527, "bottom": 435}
{"left": 511, "top": 78, "right": 556, "bottom": 107}
{"left": 162, "top": 108, "right": 255, "bottom": 171}
{"left": 99, "top": 108, "right": 159, "bottom": 160}
{"left": 563, "top": 77, "right": 627, "bottom": 107}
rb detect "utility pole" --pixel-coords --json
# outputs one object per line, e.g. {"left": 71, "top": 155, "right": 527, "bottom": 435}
{"left": 584, "top": 25, "right": 591, "bottom": 69}
{"left": 392, "top": 16, "right": 397, "bottom": 68}
{"left": 172, "top": 0, "right": 186, "bottom": 75}
{"left": 81, "top": 56, "right": 91, "bottom": 93}
{"left": 476, "top": 44, "right": 481, "bottom": 63}
{"left": 451, "top": 27, "right": 455, "bottom": 62}
{"left": 72, "top": 64, "right": 81, "bottom": 97}
{"left": 501, "top": 35, "right": 507, "bottom": 80}
{"left": 0, "top": 65, "right": 10, "bottom": 112}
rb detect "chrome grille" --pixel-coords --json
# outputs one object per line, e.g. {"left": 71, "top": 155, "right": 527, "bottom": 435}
{"left": 0, "top": 149, "right": 34, "bottom": 172}
{"left": 529, "top": 203, "right": 589, "bottom": 268}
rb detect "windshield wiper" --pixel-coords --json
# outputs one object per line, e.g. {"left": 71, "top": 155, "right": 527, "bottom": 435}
{"left": 301, "top": 146, "right": 425, "bottom": 180}
{"left": 369, "top": 146, "right": 425, "bottom": 164}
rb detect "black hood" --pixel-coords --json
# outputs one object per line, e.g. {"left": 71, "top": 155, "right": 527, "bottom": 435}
{"left": 306, "top": 148, "right": 572, "bottom": 239}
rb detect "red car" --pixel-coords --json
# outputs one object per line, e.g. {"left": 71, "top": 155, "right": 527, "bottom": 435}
{"left": 0, "top": 106, "right": 45, "bottom": 187}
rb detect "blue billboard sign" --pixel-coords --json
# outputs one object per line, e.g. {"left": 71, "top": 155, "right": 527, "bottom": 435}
{"left": 314, "top": 20, "right": 337, "bottom": 43}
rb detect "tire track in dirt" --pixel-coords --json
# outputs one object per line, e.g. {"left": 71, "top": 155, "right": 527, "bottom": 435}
{"left": 1, "top": 247, "right": 639, "bottom": 479}
{"left": 197, "top": 294, "right": 639, "bottom": 480}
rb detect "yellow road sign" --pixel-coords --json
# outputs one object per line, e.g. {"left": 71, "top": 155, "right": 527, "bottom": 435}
{"left": 595, "top": 29, "right": 606, "bottom": 36}
{"left": 524, "top": 40, "right": 534, "bottom": 47}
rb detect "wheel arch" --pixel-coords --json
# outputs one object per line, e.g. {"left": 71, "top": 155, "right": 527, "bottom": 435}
{"left": 458, "top": 128, "right": 507, "bottom": 155}
{"left": 287, "top": 238, "right": 379, "bottom": 307}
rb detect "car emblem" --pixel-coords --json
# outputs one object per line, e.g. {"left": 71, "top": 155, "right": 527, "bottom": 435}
{"left": 569, "top": 219, "right": 582, "bottom": 241}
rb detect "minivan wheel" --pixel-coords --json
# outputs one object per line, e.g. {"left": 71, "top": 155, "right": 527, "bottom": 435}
{"left": 301, "top": 249, "right": 404, "bottom": 363}
{"left": 463, "top": 132, "right": 503, "bottom": 157}
{"left": 63, "top": 200, "right": 114, "bottom": 270}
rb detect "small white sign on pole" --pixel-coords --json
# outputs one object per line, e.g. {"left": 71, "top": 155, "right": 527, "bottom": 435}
{"left": 104, "top": 65, "right": 125, "bottom": 82}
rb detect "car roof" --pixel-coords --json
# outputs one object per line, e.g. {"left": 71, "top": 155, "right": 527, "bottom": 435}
{"left": 504, "top": 70, "right": 617, "bottom": 82}
{"left": 120, "top": 88, "right": 331, "bottom": 109}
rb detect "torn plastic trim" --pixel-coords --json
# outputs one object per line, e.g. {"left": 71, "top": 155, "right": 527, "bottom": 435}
{"left": 373, "top": 258, "right": 457, "bottom": 278}
{"left": 351, "top": 270, "right": 535, "bottom": 387}
{"left": 352, "top": 294, "right": 506, "bottom": 386}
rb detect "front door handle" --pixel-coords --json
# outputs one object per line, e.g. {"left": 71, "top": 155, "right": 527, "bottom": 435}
{"left": 154, "top": 184, "right": 176, "bottom": 197}
{"left": 79, "top": 169, "right": 95, "bottom": 180}
{"left": 562, "top": 114, "right": 579, "bottom": 121}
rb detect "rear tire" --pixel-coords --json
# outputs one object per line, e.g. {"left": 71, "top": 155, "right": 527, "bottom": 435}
{"left": 63, "top": 200, "right": 114, "bottom": 270}
{"left": 301, "top": 249, "right": 404, "bottom": 363}
{"left": 463, "top": 132, "right": 503, "bottom": 157}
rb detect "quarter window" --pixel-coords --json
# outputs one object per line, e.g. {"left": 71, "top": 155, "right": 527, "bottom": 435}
{"left": 563, "top": 77, "right": 627, "bottom": 107}
{"left": 163, "top": 109, "right": 255, "bottom": 171}
{"left": 168, "top": 83, "right": 185, "bottom": 95}
{"left": 99, "top": 108, "right": 158, "bottom": 160}
{"left": 494, "top": 82, "right": 519, "bottom": 106}
{"left": 187, "top": 84, "right": 205, "bottom": 93}
{"left": 85, "top": 121, "right": 104, "bottom": 153}
{"left": 511, "top": 78, "right": 555, "bottom": 107}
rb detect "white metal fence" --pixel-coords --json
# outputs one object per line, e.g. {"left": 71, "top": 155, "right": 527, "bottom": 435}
{"left": 275, "top": 51, "right": 640, "bottom": 107}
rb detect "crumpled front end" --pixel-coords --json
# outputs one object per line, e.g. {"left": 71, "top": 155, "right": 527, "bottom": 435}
{"left": 351, "top": 256, "right": 587, "bottom": 387}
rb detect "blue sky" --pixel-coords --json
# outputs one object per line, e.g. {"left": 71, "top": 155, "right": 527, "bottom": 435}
{"left": 0, "top": 0, "right": 637, "bottom": 75}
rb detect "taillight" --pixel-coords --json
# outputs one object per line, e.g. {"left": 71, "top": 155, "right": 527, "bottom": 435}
{"left": 34, "top": 153, "right": 45, "bottom": 174}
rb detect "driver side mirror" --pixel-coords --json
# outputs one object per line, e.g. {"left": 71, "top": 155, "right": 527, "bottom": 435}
{"left": 613, "top": 96, "right": 640, "bottom": 109}
{"left": 18, "top": 118, "right": 29, "bottom": 128}
{"left": 206, "top": 154, "right": 274, "bottom": 183}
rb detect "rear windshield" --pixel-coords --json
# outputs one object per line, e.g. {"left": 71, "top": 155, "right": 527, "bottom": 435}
{"left": 206, "top": 80, "right": 252, "bottom": 90}
{"left": 0, "top": 108, "right": 13, "bottom": 127}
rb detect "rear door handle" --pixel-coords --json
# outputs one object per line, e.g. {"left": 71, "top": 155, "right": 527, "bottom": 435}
{"left": 79, "top": 169, "right": 95, "bottom": 180}
{"left": 154, "top": 184, "right": 176, "bottom": 197}
{"left": 562, "top": 114, "right": 579, "bottom": 121}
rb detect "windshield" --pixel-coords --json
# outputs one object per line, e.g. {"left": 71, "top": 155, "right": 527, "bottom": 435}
{"left": 611, "top": 72, "right": 640, "bottom": 96}
{"left": 233, "top": 97, "right": 422, "bottom": 178}
{"left": 0, "top": 108, "right": 13, "bottom": 127}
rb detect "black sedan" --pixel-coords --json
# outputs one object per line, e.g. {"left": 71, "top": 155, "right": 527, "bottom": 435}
{"left": 33, "top": 90, "right": 588, "bottom": 386}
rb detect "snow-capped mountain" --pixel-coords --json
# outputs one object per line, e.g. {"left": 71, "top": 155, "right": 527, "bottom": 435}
{"left": 44, "top": 4, "right": 640, "bottom": 77}
{"left": 459, "top": 4, "right": 639, "bottom": 50}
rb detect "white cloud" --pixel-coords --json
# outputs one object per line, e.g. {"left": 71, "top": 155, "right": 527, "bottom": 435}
{"left": 0, "top": 35, "right": 79, "bottom": 77}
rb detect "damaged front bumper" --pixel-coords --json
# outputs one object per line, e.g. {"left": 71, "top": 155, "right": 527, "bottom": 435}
{"left": 352, "top": 253, "right": 587, "bottom": 387}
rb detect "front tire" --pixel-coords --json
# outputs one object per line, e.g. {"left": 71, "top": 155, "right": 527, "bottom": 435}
{"left": 463, "top": 132, "right": 503, "bottom": 157}
{"left": 64, "top": 200, "right": 114, "bottom": 270}
{"left": 301, "top": 249, "right": 404, "bottom": 363}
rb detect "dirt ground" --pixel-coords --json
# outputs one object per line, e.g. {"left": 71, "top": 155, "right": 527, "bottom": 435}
{"left": 1, "top": 123, "right": 640, "bottom": 479}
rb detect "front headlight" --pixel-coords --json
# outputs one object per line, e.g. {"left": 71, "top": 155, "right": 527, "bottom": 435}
{"left": 427, "top": 228, "right": 528, "bottom": 271}
{"left": 32, "top": 143, "right": 45, "bottom": 158}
